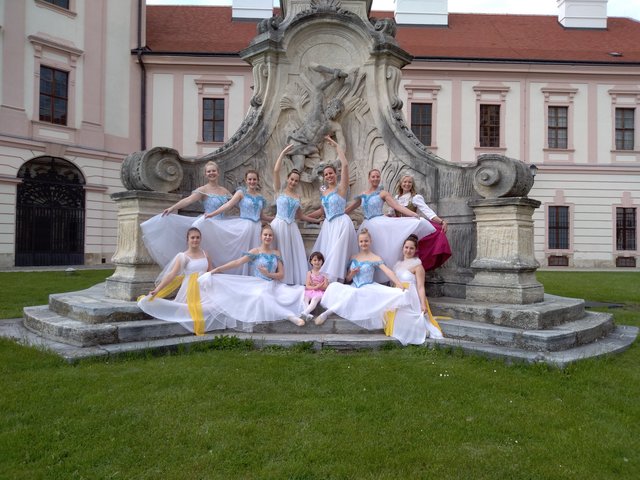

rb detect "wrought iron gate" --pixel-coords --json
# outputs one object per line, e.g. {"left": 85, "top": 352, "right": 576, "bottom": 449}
{"left": 15, "top": 157, "right": 85, "bottom": 266}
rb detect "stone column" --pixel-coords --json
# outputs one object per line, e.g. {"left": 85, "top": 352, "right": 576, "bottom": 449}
{"left": 105, "top": 190, "right": 181, "bottom": 301}
{"left": 466, "top": 197, "right": 543, "bottom": 304}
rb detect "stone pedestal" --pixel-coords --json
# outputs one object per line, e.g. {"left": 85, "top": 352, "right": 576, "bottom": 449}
{"left": 105, "top": 190, "right": 181, "bottom": 301}
{"left": 466, "top": 197, "right": 543, "bottom": 305}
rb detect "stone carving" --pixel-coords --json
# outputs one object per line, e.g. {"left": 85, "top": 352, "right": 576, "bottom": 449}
{"left": 281, "top": 63, "right": 348, "bottom": 180}
{"left": 473, "top": 154, "right": 534, "bottom": 199}
{"left": 121, "top": 147, "right": 183, "bottom": 193}
{"left": 372, "top": 17, "right": 397, "bottom": 37}
{"left": 250, "top": 64, "right": 269, "bottom": 107}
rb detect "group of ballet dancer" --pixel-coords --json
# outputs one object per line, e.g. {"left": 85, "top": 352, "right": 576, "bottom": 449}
{"left": 138, "top": 137, "right": 450, "bottom": 345}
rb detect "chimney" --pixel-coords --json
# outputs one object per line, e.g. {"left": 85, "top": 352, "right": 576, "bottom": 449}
{"left": 557, "top": 0, "right": 608, "bottom": 29}
{"left": 395, "top": 0, "right": 448, "bottom": 26}
{"left": 232, "top": 0, "right": 273, "bottom": 20}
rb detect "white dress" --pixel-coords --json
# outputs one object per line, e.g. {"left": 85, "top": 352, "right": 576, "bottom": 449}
{"left": 320, "top": 259, "right": 409, "bottom": 330}
{"left": 311, "top": 191, "right": 358, "bottom": 282}
{"left": 198, "top": 252, "right": 306, "bottom": 332}
{"left": 137, "top": 252, "right": 227, "bottom": 335}
{"left": 270, "top": 194, "right": 308, "bottom": 285}
{"left": 388, "top": 257, "right": 444, "bottom": 344}
{"left": 357, "top": 191, "right": 435, "bottom": 283}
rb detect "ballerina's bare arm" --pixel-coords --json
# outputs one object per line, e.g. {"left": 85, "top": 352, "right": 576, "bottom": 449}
{"left": 344, "top": 197, "right": 361, "bottom": 214}
{"left": 379, "top": 263, "right": 405, "bottom": 289}
{"left": 149, "top": 255, "right": 183, "bottom": 295}
{"left": 162, "top": 190, "right": 204, "bottom": 216}
{"left": 413, "top": 263, "right": 428, "bottom": 312}
{"left": 273, "top": 144, "right": 294, "bottom": 193}
{"left": 204, "top": 190, "right": 243, "bottom": 219}
{"left": 210, "top": 251, "right": 252, "bottom": 274}
{"left": 258, "top": 253, "right": 284, "bottom": 281}
{"left": 325, "top": 136, "right": 350, "bottom": 199}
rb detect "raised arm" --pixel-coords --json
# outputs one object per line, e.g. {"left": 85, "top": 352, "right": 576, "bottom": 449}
{"left": 204, "top": 190, "right": 243, "bottom": 219}
{"left": 380, "top": 191, "right": 419, "bottom": 219}
{"left": 162, "top": 191, "right": 203, "bottom": 216}
{"left": 325, "top": 136, "right": 349, "bottom": 198}
{"left": 273, "top": 144, "right": 293, "bottom": 192}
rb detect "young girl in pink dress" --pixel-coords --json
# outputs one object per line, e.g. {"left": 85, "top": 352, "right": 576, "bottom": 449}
{"left": 301, "top": 251, "right": 329, "bottom": 321}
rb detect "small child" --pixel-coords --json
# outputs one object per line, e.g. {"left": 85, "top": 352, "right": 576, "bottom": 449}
{"left": 302, "top": 252, "right": 329, "bottom": 321}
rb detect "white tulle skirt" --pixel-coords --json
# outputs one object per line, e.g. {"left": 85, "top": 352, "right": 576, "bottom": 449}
{"left": 320, "top": 281, "right": 409, "bottom": 330}
{"left": 137, "top": 274, "right": 228, "bottom": 334}
{"left": 141, "top": 214, "right": 197, "bottom": 268}
{"left": 270, "top": 217, "right": 308, "bottom": 285}
{"left": 359, "top": 216, "right": 436, "bottom": 283}
{"left": 312, "top": 214, "right": 358, "bottom": 282}
{"left": 198, "top": 272, "right": 306, "bottom": 331}
{"left": 191, "top": 216, "right": 262, "bottom": 275}
{"left": 387, "top": 281, "right": 444, "bottom": 345}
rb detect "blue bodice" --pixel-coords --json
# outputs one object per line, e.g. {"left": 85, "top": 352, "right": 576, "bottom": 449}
{"left": 201, "top": 193, "right": 230, "bottom": 217}
{"left": 321, "top": 191, "right": 346, "bottom": 221}
{"left": 359, "top": 191, "right": 384, "bottom": 220}
{"left": 239, "top": 191, "right": 266, "bottom": 222}
{"left": 350, "top": 259, "right": 383, "bottom": 288}
{"left": 275, "top": 194, "right": 300, "bottom": 225}
{"left": 244, "top": 251, "right": 282, "bottom": 281}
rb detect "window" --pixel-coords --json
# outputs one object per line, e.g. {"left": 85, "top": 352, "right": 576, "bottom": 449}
{"left": 202, "top": 99, "right": 225, "bottom": 143}
{"left": 39, "top": 66, "right": 68, "bottom": 125}
{"left": 548, "top": 106, "right": 568, "bottom": 149}
{"left": 615, "top": 108, "right": 635, "bottom": 150}
{"left": 548, "top": 206, "right": 570, "bottom": 250}
{"left": 479, "top": 104, "right": 500, "bottom": 147}
{"left": 43, "top": 0, "right": 70, "bottom": 8}
{"left": 410, "top": 103, "right": 432, "bottom": 146}
{"left": 616, "top": 207, "right": 636, "bottom": 250}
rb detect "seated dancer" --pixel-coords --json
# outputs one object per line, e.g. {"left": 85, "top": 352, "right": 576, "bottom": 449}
{"left": 137, "top": 228, "right": 226, "bottom": 336}
{"left": 391, "top": 174, "right": 451, "bottom": 271}
{"left": 345, "top": 169, "right": 435, "bottom": 282}
{"left": 316, "top": 228, "right": 409, "bottom": 328}
{"left": 385, "top": 235, "right": 444, "bottom": 346}
{"left": 199, "top": 223, "right": 307, "bottom": 330}
{"left": 141, "top": 161, "right": 231, "bottom": 268}
{"left": 271, "top": 144, "right": 322, "bottom": 285}
{"left": 310, "top": 136, "right": 358, "bottom": 282}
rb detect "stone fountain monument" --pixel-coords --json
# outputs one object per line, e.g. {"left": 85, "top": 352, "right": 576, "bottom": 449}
{"left": 12, "top": 0, "right": 636, "bottom": 365}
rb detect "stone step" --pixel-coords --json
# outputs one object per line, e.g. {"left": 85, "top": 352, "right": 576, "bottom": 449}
{"left": 439, "top": 310, "right": 614, "bottom": 351}
{"left": 431, "top": 294, "right": 586, "bottom": 329}
{"left": 5, "top": 317, "right": 637, "bottom": 369}
{"left": 48, "top": 283, "right": 146, "bottom": 324}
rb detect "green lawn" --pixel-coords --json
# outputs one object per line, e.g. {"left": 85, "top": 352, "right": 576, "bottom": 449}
{"left": 0, "top": 270, "right": 638, "bottom": 479}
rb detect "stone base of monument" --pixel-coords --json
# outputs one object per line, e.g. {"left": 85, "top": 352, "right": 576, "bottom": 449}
{"left": 2, "top": 282, "right": 635, "bottom": 368}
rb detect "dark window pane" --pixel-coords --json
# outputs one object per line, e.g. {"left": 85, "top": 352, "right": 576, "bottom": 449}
{"left": 410, "top": 103, "right": 432, "bottom": 146}
{"left": 39, "top": 66, "right": 68, "bottom": 126}
{"left": 202, "top": 98, "right": 225, "bottom": 142}
{"left": 479, "top": 104, "right": 500, "bottom": 147}
{"left": 616, "top": 207, "right": 637, "bottom": 250}
{"left": 615, "top": 108, "right": 635, "bottom": 150}
{"left": 548, "top": 206, "right": 570, "bottom": 249}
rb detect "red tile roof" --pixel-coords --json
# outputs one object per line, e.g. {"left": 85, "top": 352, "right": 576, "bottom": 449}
{"left": 146, "top": 6, "right": 640, "bottom": 63}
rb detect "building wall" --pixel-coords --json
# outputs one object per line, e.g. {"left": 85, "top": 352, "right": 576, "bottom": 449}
{"left": 0, "top": 0, "right": 140, "bottom": 267}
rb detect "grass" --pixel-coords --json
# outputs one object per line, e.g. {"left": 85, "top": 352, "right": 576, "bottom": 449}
{"left": 0, "top": 269, "right": 114, "bottom": 319}
{"left": 0, "top": 270, "right": 638, "bottom": 479}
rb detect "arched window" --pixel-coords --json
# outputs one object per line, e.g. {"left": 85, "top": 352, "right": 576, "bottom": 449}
{"left": 15, "top": 157, "right": 85, "bottom": 266}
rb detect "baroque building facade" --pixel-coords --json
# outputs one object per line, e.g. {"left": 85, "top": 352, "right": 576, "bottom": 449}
{"left": 0, "top": 0, "right": 638, "bottom": 269}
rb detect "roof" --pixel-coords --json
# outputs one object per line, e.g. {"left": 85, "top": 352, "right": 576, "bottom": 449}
{"left": 145, "top": 6, "right": 640, "bottom": 64}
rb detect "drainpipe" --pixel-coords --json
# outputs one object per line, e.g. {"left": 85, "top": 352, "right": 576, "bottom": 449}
{"left": 137, "top": 0, "right": 147, "bottom": 150}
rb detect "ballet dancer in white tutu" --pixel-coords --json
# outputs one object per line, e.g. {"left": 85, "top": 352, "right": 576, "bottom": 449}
{"left": 198, "top": 223, "right": 307, "bottom": 330}
{"left": 310, "top": 136, "right": 358, "bottom": 282}
{"left": 271, "top": 144, "right": 322, "bottom": 285}
{"left": 385, "top": 234, "right": 444, "bottom": 345}
{"left": 316, "top": 228, "right": 409, "bottom": 328}
{"left": 137, "top": 227, "right": 227, "bottom": 335}
{"left": 140, "top": 161, "right": 232, "bottom": 268}
{"left": 345, "top": 169, "right": 435, "bottom": 282}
